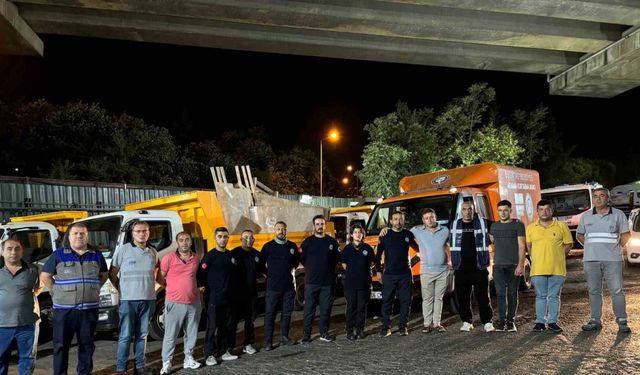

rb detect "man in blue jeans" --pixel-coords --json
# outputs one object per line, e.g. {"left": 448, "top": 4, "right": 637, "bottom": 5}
{"left": 526, "top": 200, "right": 573, "bottom": 333}
{"left": 109, "top": 221, "right": 162, "bottom": 375}
{"left": 41, "top": 223, "right": 109, "bottom": 375}
{"left": 0, "top": 239, "right": 41, "bottom": 375}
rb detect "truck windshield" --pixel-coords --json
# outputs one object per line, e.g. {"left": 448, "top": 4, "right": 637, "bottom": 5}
{"left": 367, "top": 195, "right": 456, "bottom": 234}
{"left": 82, "top": 216, "right": 122, "bottom": 259}
{"left": 542, "top": 189, "right": 591, "bottom": 217}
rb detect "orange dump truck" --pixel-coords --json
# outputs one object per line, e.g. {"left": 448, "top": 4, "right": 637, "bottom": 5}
{"left": 364, "top": 163, "right": 542, "bottom": 309}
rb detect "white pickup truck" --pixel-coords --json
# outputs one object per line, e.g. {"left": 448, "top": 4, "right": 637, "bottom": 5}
{"left": 0, "top": 221, "right": 60, "bottom": 329}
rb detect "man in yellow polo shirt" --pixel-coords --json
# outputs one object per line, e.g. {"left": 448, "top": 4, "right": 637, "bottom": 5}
{"left": 526, "top": 200, "right": 573, "bottom": 333}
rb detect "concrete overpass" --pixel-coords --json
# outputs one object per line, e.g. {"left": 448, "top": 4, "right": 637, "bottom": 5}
{"left": 2, "top": 0, "right": 640, "bottom": 98}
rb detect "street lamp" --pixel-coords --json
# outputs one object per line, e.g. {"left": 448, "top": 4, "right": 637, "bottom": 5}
{"left": 342, "top": 177, "right": 349, "bottom": 185}
{"left": 320, "top": 129, "right": 339, "bottom": 197}
{"left": 346, "top": 164, "right": 359, "bottom": 195}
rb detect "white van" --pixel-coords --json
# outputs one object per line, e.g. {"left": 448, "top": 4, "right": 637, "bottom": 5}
{"left": 541, "top": 183, "right": 601, "bottom": 248}
{"left": 626, "top": 208, "right": 640, "bottom": 265}
{"left": 610, "top": 182, "right": 640, "bottom": 213}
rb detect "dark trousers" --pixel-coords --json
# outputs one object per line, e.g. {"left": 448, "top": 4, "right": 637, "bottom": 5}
{"left": 263, "top": 289, "right": 295, "bottom": 344}
{"left": 381, "top": 273, "right": 412, "bottom": 330}
{"left": 303, "top": 284, "right": 333, "bottom": 335}
{"left": 492, "top": 265, "right": 520, "bottom": 322}
{"left": 230, "top": 296, "right": 257, "bottom": 348}
{"left": 345, "top": 289, "right": 368, "bottom": 333}
{"left": 204, "top": 303, "right": 234, "bottom": 357}
{"left": 52, "top": 308, "right": 98, "bottom": 375}
{"left": 455, "top": 268, "right": 493, "bottom": 324}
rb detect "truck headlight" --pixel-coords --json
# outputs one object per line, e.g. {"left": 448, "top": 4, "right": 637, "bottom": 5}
{"left": 99, "top": 280, "right": 119, "bottom": 307}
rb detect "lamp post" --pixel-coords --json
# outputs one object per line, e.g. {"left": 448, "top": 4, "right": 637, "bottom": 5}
{"left": 320, "top": 129, "right": 339, "bottom": 197}
{"left": 346, "top": 164, "right": 359, "bottom": 196}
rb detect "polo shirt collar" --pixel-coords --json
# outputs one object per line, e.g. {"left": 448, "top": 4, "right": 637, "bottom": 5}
{"left": 1, "top": 259, "right": 29, "bottom": 271}
{"left": 592, "top": 206, "right": 613, "bottom": 215}
{"left": 63, "top": 246, "right": 96, "bottom": 254}
{"left": 535, "top": 218, "right": 558, "bottom": 227}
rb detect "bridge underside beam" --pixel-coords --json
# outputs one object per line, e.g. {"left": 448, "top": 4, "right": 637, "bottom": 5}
{"left": 0, "top": 0, "right": 41, "bottom": 56}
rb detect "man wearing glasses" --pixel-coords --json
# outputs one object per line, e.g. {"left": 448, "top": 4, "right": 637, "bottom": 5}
{"left": 109, "top": 220, "right": 163, "bottom": 375}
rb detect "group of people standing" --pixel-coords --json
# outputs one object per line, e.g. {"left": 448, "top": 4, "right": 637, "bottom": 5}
{"left": 372, "top": 188, "right": 631, "bottom": 339}
{"left": 0, "top": 186, "right": 632, "bottom": 375}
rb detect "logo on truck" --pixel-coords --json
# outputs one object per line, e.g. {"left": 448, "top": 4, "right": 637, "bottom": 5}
{"left": 432, "top": 175, "right": 450, "bottom": 185}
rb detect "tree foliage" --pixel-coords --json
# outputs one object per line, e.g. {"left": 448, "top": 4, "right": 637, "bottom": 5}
{"left": 360, "top": 83, "right": 529, "bottom": 196}
{"left": 359, "top": 102, "right": 439, "bottom": 196}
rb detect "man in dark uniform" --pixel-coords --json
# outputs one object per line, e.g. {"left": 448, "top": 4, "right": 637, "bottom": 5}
{"left": 230, "top": 229, "right": 265, "bottom": 355}
{"left": 262, "top": 221, "right": 301, "bottom": 350}
{"left": 198, "top": 227, "right": 239, "bottom": 366}
{"left": 376, "top": 211, "right": 417, "bottom": 337}
{"left": 300, "top": 215, "right": 340, "bottom": 343}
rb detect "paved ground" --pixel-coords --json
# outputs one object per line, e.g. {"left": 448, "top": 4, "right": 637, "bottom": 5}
{"left": 12, "top": 255, "right": 640, "bottom": 374}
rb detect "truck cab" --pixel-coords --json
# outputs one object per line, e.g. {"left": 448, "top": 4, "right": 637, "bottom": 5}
{"left": 72, "top": 210, "right": 183, "bottom": 339}
{"left": 365, "top": 163, "right": 541, "bottom": 309}
{"left": 330, "top": 205, "right": 373, "bottom": 247}
{"left": 0, "top": 221, "right": 60, "bottom": 328}
{"left": 541, "top": 183, "right": 601, "bottom": 248}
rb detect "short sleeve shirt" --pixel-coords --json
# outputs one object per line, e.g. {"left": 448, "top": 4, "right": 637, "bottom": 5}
{"left": 577, "top": 207, "right": 629, "bottom": 262}
{"left": 112, "top": 242, "right": 159, "bottom": 301}
{"left": 526, "top": 219, "right": 573, "bottom": 276}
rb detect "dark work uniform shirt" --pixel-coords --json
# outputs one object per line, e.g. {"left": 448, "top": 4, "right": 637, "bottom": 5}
{"left": 376, "top": 229, "right": 415, "bottom": 275}
{"left": 261, "top": 240, "right": 301, "bottom": 292}
{"left": 230, "top": 246, "right": 265, "bottom": 297}
{"left": 198, "top": 249, "right": 238, "bottom": 305}
{"left": 459, "top": 221, "right": 478, "bottom": 271}
{"left": 300, "top": 235, "right": 340, "bottom": 286}
{"left": 340, "top": 243, "right": 375, "bottom": 290}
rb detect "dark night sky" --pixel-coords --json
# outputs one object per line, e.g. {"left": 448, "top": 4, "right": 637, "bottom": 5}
{"left": 1, "top": 35, "right": 638, "bottom": 182}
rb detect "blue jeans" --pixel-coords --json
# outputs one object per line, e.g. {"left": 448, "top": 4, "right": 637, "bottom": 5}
{"left": 0, "top": 325, "right": 36, "bottom": 375}
{"left": 532, "top": 275, "right": 565, "bottom": 324}
{"left": 116, "top": 300, "right": 155, "bottom": 372}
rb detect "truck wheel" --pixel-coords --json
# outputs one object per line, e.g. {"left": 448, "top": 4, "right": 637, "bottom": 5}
{"left": 37, "top": 294, "right": 53, "bottom": 343}
{"left": 294, "top": 276, "right": 305, "bottom": 311}
{"left": 447, "top": 293, "right": 459, "bottom": 316}
{"left": 519, "top": 258, "right": 532, "bottom": 291}
{"left": 149, "top": 298, "right": 165, "bottom": 341}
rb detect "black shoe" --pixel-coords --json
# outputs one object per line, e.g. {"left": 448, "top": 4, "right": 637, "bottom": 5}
{"left": 280, "top": 336, "right": 295, "bottom": 346}
{"left": 399, "top": 327, "right": 409, "bottom": 336}
{"left": 134, "top": 368, "right": 154, "bottom": 375}
{"left": 380, "top": 328, "right": 392, "bottom": 337}
{"left": 495, "top": 320, "right": 506, "bottom": 331}
{"left": 506, "top": 321, "right": 517, "bottom": 332}
{"left": 581, "top": 320, "right": 602, "bottom": 331}
{"left": 319, "top": 333, "right": 335, "bottom": 342}
{"left": 346, "top": 332, "right": 356, "bottom": 340}
{"left": 301, "top": 334, "right": 312, "bottom": 343}
{"left": 356, "top": 330, "right": 366, "bottom": 339}
{"left": 533, "top": 323, "right": 546, "bottom": 332}
{"left": 547, "top": 323, "right": 563, "bottom": 333}
{"left": 264, "top": 342, "right": 273, "bottom": 351}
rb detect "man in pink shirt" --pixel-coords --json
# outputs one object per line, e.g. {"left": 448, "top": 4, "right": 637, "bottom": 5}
{"left": 160, "top": 232, "right": 202, "bottom": 375}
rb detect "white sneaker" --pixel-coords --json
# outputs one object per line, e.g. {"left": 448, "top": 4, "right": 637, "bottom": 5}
{"left": 183, "top": 356, "right": 201, "bottom": 369}
{"left": 243, "top": 344, "right": 257, "bottom": 355}
{"left": 460, "top": 322, "right": 474, "bottom": 332}
{"left": 221, "top": 351, "right": 238, "bottom": 361}
{"left": 160, "top": 361, "right": 171, "bottom": 375}
{"left": 484, "top": 322, "right": 496, "bottom": 332}
{"left": 205, "top": 355, "right": 218, "bottom": 366}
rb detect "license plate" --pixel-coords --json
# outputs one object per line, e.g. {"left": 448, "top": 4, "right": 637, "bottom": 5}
{"left": 370, "top": 291, "right": 382, "bottom": 300}
{"left": 98, "top": 312, "right": 109, "bottom": 321}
